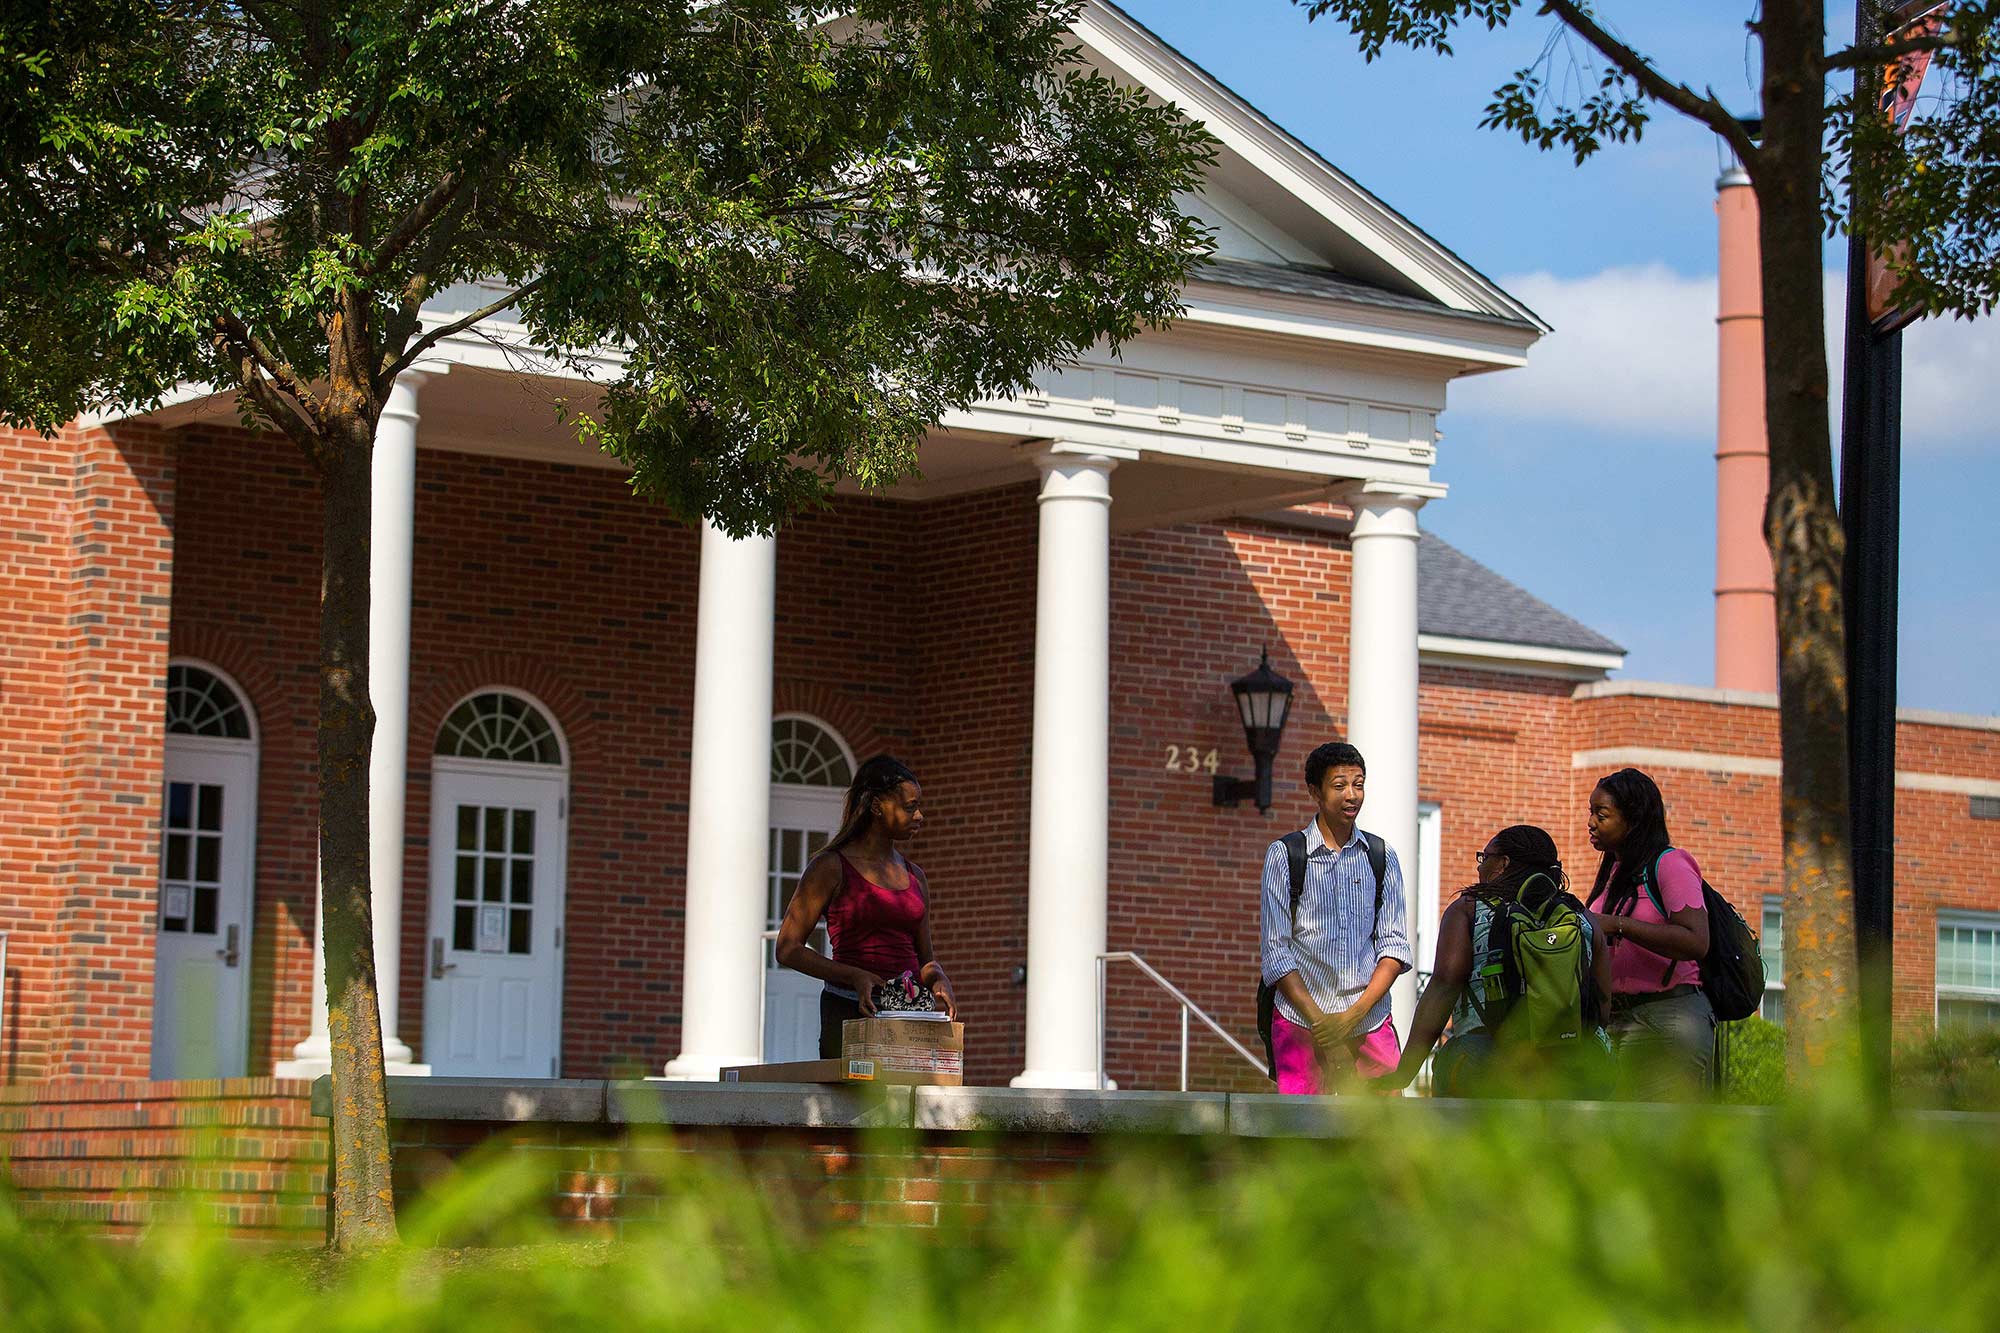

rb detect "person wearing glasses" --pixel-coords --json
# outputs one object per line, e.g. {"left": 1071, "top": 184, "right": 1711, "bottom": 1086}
{"left": 1381, "top": 824, "right": 1613, "bottom": 1098}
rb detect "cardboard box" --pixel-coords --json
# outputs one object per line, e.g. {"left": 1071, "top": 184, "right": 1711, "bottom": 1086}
{"left": 842, "top": 1017, "right": 964, "bottom": 1084}
{"left": 717, "top": 1018, "right": 966, "bottom": 1086}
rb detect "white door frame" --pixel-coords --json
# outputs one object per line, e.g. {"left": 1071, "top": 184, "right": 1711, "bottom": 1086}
{"left": 762, "top": 784, "right": 846, "bottom": 1061}
{"left": 153, "top": 733, "right": 260, "bottom": 1079}
{"left": 423, "top": 754, "right": 569, "bottom": 1076}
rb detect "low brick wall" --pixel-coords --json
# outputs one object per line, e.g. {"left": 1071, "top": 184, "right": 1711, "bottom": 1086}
{"left": 373, "top": 1082, "right": 1234, "bottom": 1238}
{"left": 0, "top": 1079, "right": 325, "bottom": 1241}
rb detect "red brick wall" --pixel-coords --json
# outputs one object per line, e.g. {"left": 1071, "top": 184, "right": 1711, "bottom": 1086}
{"left": 1099, "top": 519, "right": 1353, "bottom": 1091}
{"left": 398, "top": 1119, "right": 1098, "bottom": 1237}
{"left": 905, "top": 486, "right": 1039, "bottom": 1088}
{"left": 168, "top": 430, "right": 931, "bottom": 1075}
{"left": 0, "top": 423, "right": 174, "bottom": 1081}
{"left": 0, "top": 1078, "right": 324, "bottom": 1240}
{"left": 1567, "top": 692, "right": 2000, "bottom": 1033}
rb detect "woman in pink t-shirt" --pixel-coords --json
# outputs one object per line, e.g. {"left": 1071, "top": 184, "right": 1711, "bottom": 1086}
{"left": 1583, "top": 768, "right": 1714, "bottom": 1100}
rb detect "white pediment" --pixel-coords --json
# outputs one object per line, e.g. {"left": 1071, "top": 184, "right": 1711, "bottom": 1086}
{"left": 1074, "top": 2, "right": 1546, "bottom": 332}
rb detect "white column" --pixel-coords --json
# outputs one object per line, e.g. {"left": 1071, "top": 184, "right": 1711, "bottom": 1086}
{"left": 1013, "top": 448, "right": 1116, "bottom": 1090}
{"left": 663, "top": 519, "right": 777, "bottom": 1080}
{"left": 279, "top": 369, "right": 434, "bottom": 1077}
{"left": 1345, "top": 486, "right": 1427, "bottom": 1040}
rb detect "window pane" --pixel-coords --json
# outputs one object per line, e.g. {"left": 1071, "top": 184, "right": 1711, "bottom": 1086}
{"left": 167, "top": 782, "right": 193, "bottom": 829}
{"left": 197, "top": 784, "right": 224, "bottom": 832}
{"left": 483, "top": 808, "right": 506, "bottom": 853}
{"left": 194, "top": 835, "right": 220, "bottom": 885}
{"left": 455, "top": 855, "right": 477, "bottom": 902}
{"left": 1937, "top": 922, "right": 2000, "bottom": 991}
{"left": 1759, "top": 901, "right": 1784, "bottom": 976}
{"left": 1939, "top": 996, "right": 2000, "bottom": 1031}
{"left": 165, "top": 834, "right": 189, "bottom": 883}
{"left": 1760, "top": 989, "right": 1785, "bottom": 1027}
{"left": 510, "top": 857, "right": 534, "bottom": 905}
{"left": 511, "top": 809, "right": 534, "bottom": 854}
{"left": 482, "top": 856, "right": 505, "bottom": 903}
{"left": 192, "top": 886, "right": 218, "bottom": 935}
{"left": 508, "top": 907, "right": 531, "bottom": 954}
{"left": 454, "top": 904, "right": 476, "bottom": 951}
{"left": 457, "top": 805, "right": 479, "bottom": 851}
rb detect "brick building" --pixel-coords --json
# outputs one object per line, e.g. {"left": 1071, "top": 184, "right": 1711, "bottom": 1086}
{"left": 3, "top": 3, "right": 1996, "bottom": 1095}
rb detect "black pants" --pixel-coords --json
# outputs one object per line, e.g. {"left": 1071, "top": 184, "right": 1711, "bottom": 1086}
{"left": 819, "top": 990, "right": 864, "bottom": 1059}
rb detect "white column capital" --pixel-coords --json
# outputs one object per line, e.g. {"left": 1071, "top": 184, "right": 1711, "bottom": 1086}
{"left": 380, "top": 363, "right": 449, "bottom": 426}
{"left": 1024, "top": 443, "right": 1119, "bottom": 504}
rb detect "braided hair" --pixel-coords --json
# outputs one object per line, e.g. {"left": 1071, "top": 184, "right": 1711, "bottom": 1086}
{"left": 824, "top": 754, "right": 920, "bottom": 855}
{"left": 1586, "top": 767, "right": 1673, "bottom": 913}
{"left": 1457, "top": 823, "right": 1568, "bottom": 905}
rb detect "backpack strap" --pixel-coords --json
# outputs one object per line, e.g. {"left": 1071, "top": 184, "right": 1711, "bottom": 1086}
{"left": 1281, "top": 831, "right": 1308, "bottom": 926}
{"left": 1362, "top": 832, "right": 1388, "bottom": 950}
{"left": 1640, "top": 849, "right": 1679, "bottom": 987}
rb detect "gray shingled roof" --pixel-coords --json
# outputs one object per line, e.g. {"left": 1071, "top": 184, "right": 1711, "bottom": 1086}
{"left": 1420, "top": 531, "right": 1625, "bottom": 656}
{"left": 1196, "top": 258, "right": 1539, "bottom": 331}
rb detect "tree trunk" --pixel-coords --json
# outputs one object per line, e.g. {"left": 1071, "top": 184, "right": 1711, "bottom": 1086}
{"left": 319, "top": 397, "right": 399, "bottom": 1250}
{"left": 1756, "top": 0, "right": 1861, "bottom": 1080}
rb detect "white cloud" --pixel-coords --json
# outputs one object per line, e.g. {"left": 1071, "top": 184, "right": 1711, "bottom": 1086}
{"left": 1448, "top": 263, "right": 2000, "bottom": 455}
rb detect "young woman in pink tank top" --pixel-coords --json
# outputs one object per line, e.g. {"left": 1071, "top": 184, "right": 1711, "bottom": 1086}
{"left": 775, "top": 755, "right": 957, "bottom": 1058}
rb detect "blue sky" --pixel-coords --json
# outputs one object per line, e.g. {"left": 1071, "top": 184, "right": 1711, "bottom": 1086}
{"left": 1118, "top": 1, "right": 1999, "bottom": 716}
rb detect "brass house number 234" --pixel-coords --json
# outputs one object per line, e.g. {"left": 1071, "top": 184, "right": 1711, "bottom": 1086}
{"left": 1164, "top": 745, "right": 1220, "bottom": 775}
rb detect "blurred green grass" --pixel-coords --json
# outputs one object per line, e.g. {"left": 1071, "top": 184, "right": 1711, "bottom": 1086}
{"left": 5, "top": 1088, "right": 2000, "bottom": 1332}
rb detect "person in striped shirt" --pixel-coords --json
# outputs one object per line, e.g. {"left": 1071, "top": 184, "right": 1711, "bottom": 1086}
{"left": 1260, "top": 742, "right": 1413, "bottom": 1095}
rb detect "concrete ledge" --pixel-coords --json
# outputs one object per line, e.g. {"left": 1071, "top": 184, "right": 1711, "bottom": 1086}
{"left": 311, "top": 1076, "right": 607, "bottom": 1122}
{"left": 1225, "top": 1092, "right": 1365, "bottom": 1139}
{"left": 915, "top": 1086, "right": 1227, "bottom": 1135}
{"left": 609, "top": 1081, "right": 912, "bottom": 1130}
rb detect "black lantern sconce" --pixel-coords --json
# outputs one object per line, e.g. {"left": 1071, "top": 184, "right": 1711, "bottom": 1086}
{"left": 1213, "top": 648, "right": 1294, "bottom": 814}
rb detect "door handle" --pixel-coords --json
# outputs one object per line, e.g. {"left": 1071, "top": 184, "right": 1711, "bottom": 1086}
{"left": 216, "top": 923, "right": 240, "bottom": 968}
{"left": 431, "top": 937, "right": 457, "bottom": 980}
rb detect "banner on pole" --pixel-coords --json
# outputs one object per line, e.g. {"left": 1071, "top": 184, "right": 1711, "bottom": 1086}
{"left": 1866, "top": 2, "right": 1950, "bottom": 333}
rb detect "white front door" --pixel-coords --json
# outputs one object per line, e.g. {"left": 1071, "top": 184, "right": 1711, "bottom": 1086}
{"left": 152, "top": 744, "right": 256, "bottom": 1079}
{"left": 764, "top": 788, "right": 843, "bottom": 1062}
{"left": 423, "top": 764, "right": 566, "bottom": 1077}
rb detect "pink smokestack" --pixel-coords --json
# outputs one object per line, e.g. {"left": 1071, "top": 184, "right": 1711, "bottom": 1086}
{"left": 1714, "top": 165, "right": 1778, "bottom": 693}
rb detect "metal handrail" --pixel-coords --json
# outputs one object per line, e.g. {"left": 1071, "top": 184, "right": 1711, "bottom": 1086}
{"left": 1097, "top": 950, "right": 1269, "bottom": 1091}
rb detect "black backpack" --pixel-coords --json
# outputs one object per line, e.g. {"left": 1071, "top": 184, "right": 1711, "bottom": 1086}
{"left": 1636, "top": 850, "right": 1765, "bottom": 1023}
{"left": 1255, "top": 829, "right": 1387, "bottom": 1081}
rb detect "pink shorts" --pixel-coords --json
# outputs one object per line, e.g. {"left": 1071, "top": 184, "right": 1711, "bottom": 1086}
{"left": 1271, "top": 1011, "right": 1401, "bottom": 1095}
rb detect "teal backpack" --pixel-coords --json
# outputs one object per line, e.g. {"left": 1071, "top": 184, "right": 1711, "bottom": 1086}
{"left": 1466, "top": 872, "right": 1598, "bottom": 1047}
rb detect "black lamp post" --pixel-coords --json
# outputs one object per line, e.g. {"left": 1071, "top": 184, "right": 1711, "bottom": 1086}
{"left": 1213, "top": 648, "right": 1294, "bottom": 815}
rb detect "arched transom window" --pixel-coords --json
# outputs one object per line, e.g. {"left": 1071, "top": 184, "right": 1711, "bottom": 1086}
{"left": 770, "top": 716, "right": 852, "bottom": 787}
{"left": 437, "top": 692, "right": 562, "bottom": 765}
{"left": 166, "top": 664, "right": 252, "bottom": 740}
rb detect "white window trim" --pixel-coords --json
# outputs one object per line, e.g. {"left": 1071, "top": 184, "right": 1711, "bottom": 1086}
{"left": 434, "top": 685, "right": 570, "bottom": 770}
{"left": 1936, "top": 909, "right": 2000, "bottom": 1027}
{"left": 1758, "top": 896, "right": 1785, "bottom": 1023}
{"left": 770, "top": 712, "right": 858, "bottom": 792}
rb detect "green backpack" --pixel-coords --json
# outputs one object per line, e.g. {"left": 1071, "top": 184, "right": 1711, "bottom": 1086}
{"left": 1467, "top": 873, "right": 1595, "bottom": 1047}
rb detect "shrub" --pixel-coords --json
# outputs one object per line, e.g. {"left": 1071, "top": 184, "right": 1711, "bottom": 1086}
{"left": 1717, "top": 1016, "right": 1786, "bottom": 1104}
{"left": 1895, "top": 1025, "right": 2000, "bottom": 1110}
{"left": 4, "top": 1096, "right": 2000, "bottom": 1329}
